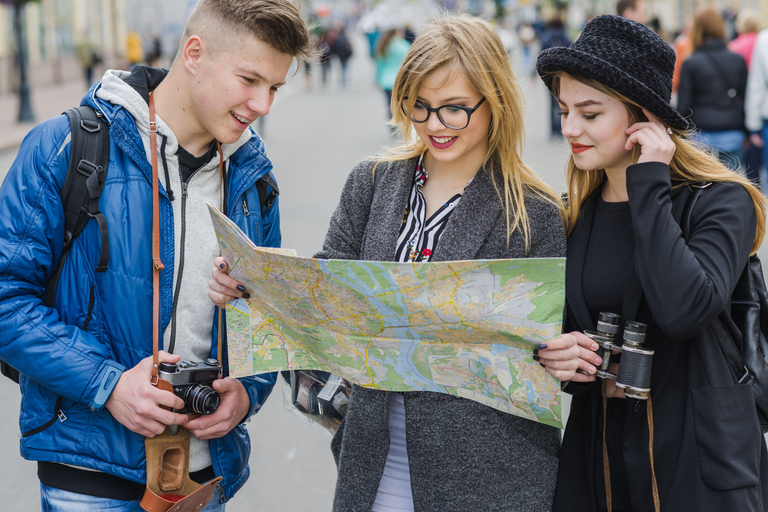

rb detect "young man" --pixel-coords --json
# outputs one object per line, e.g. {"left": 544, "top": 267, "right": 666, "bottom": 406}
{"left": 0, "top": 0, "right": 312, "bottom": 510}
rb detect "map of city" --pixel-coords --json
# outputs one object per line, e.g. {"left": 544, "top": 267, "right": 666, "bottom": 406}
{"left": 210, "top": 206, "right": 567, "bottom": 428}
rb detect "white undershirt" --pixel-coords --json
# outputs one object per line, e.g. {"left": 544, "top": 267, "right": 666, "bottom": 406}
{"left": 372, "top": 394, "right": 414, "bottom": 511}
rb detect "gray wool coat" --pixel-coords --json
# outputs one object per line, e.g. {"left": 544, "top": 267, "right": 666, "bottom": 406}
{"left": 315, "top": 156, "right": 567, "bottom": 512}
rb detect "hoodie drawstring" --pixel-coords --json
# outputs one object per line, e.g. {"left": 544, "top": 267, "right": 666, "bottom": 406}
{"left": 159, "top": 135, "right": 175, "bottom": 201}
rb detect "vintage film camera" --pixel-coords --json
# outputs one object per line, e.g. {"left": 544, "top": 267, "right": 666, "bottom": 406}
{"left": 584, "top": 312, "right": 654, "bottom": 400}
{"left": 158, "top": 359, "right": 222, "bottom": 415}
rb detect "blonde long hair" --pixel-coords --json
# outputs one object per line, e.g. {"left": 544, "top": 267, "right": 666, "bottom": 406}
{"left": 549, "top": 72, "right": 766, "bottom": 254}
{"left": 376, "top": 14, "right": 564, "bottom": 252}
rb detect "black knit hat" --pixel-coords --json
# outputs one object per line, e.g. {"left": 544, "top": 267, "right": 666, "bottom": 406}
{"left": 536, "top": 15, "right": 690, "bottom": 131}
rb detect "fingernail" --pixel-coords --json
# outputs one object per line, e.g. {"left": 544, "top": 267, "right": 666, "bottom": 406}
{"left": 242, "top": 293, "right": 251, "bottom": 299}
{"left": 219, "top": 263, "right": 226, "bottom": 269}
{"left": 532, "top": 349, "right": 539, "bottom": 355}
{"left": 538, "top": 343, "right": 548, "bottom": 350}
{"left": 533, "top": 355, "right": 540, "bottom": 362}
{"left": 236, "top": 284, "right": 246, "bottom": 292}
{"left": 592, "top": 343, "right": 599, "bottom": 351}
{"left": 540, "top": 363, "right": 546, "bottom": 368}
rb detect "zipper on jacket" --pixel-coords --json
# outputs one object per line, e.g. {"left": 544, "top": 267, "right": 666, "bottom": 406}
{"left": 22, "top": 396, "right": 65, "bottom": 437}
{"left": 242, "top": 200, "right": 250, "bottom": 217}
{"left": 215, "top": 482, "right": 227, "bottom": 504}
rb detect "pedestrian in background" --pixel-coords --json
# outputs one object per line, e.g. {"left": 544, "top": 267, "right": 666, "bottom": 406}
{"left": 731, "top": 10, "right": 764, "bottom": 185}
{"left": 75, "top": 37, "right": 99, "bottom": 89}
{"left": 126, "top": 30, "right": 144, "bottom": 69}
{"left": 677, "top": 6, "right": 748, "bottom": 172}
{"left": 0, "top": 0, "right": 314, "bottom": 510}
{"left": 538, "top": 14, "right": 768, "bottom": 512}
{"left": 746, "top": 28, "right": 768, "bottom": 185}
{"left": 332, "top": 25, "right": 354, "bottom": 87}
{"left": 375, "top": 27, "right": 410, "bottom": 124}
{"left": 617, "top": 0, "right": 647, "bottom": 24}
{"left": 729, "top": 10, "right": 761, "bottom": 68}
{"left": 539, "top": 16, "right": 572, "bottom": 138}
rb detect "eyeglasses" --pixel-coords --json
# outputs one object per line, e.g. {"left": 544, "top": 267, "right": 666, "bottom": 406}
{"left": 401, "top": 97, "right": 486, "bottom": 130}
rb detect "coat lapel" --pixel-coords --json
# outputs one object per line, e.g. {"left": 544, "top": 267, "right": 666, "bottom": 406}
{"left": 431, "top": 167, "right": 503, "bottom": 262}
{"left": 361, "top": 158, "right": 417, "bottom": 261}
{"left": 566, "top": 189, "right": 600, "bottom": 331}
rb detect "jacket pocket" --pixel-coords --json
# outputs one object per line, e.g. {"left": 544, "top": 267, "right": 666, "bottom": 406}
{"left": 691, "top": 384, "right": 761, "bottom": 490}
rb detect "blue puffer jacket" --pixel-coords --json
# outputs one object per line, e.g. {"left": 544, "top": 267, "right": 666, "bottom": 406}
{"left": 0, "top": 79, "right": 278, "bottom": 501}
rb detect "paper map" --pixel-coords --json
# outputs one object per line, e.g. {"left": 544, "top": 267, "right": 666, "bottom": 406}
{"left": 210, "top": 205, "right": 566, "bottom": 427}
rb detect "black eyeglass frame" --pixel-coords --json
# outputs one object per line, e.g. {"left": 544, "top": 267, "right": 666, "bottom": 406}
{"left": 401, "top": 97, "right": 487, "bottom": 130}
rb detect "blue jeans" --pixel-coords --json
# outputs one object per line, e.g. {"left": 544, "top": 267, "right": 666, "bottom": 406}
{"left": 691, "top": 129, "right": 745, "bottom": 171}
{"left": 40, "top": 484, "right": 226, "bottom": 512}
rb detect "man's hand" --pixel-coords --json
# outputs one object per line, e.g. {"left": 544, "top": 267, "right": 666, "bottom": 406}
{"left": 105, "top": 351, "right": 188, "bottom": 437}
{"left": 184, "top": 377, "right": 251, "bottom": 440}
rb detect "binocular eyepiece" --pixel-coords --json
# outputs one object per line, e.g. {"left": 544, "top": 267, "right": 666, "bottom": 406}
{"left": 584, "top": 313, "right": 654, "bottom": 400}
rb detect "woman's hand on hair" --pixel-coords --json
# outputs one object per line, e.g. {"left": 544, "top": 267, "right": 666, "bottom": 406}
{"left": 536, "top": 331, "right": 601, "bottom": 382}
{"left": 625, "top": 109, "right": 676, "bottom": 166}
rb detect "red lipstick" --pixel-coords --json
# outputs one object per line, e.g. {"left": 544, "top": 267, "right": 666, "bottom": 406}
{"left": 571, "top": 143, "right": 592, "bottom": 154}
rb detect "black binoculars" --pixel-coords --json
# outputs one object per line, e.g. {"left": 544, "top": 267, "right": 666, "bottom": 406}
{"left": 583, "top": 312, "right": 654, "bottom": 400}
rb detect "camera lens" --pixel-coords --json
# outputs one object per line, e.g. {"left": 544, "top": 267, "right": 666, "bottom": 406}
{"left": 182, "top": 383, "right": 221, "bottom": 415}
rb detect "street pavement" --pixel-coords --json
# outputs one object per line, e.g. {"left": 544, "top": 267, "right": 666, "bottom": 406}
{"left": 0, "top": 32, "right": 765, "bottom": 511}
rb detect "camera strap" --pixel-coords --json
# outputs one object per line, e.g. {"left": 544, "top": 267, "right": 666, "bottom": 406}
{"left": 149, "top": 91, "right": 164, "bottom": 386}
{"left": 141, "top": 92, "right": 223, "bottom": 512}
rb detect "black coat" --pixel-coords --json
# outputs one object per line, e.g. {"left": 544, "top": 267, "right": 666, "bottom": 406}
{"left": 553, "top": 163, "right": 768, "bottom": 512}
{"left": 677, "top": 40, "right": 747, "bottom": 132}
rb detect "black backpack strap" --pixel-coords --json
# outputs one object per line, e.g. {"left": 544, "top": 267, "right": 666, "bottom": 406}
{"left": 255, "top": 173, "right": 279, "bottom": 213}
{"left": 44, "top": 106, "right": 110, "bottom": 309}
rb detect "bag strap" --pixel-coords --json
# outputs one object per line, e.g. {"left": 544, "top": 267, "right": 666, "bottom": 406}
{"left": 256, "top": 173, "right": 279, "bottom": 213}
{"left": 699, "top": 52, "right": 743, "bottom": 114}
{"left": 44, "top": 105, "right": 110, "bottom": 309}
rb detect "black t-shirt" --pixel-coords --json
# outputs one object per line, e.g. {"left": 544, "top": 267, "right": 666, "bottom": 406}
{"left": 177, "top": 141, "right": 218, "bottom": 183}
{"left": 582, "top": 195, "right": 635, "bottom": 322}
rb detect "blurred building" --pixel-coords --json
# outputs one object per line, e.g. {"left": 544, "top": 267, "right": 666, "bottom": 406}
{"left": 0, "top": 0, "right": 196, "bottom": 96}
{"left": 0, "top": 0, "right": 128, "bottom": 95}
{"left": 540, "top": 0, "right": 765, "bottom": 39}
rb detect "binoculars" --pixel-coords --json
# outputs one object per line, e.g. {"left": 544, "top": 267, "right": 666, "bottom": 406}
{"left": 583, "top": 312, "right": 654, "bottom": 400}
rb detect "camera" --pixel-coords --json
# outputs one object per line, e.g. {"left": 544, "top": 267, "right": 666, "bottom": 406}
{"left": 158, "top": 359, "right": 222, "bottom": 415}
{"left": 584, "top": 313, "right": 654, "bottom": 400}
{"left": 281, "top": 370, "right": 350, "bottom": 432}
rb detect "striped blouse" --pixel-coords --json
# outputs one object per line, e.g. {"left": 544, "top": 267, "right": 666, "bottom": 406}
{"left": 394, "top": 155, "right": 471, "bottom": 263}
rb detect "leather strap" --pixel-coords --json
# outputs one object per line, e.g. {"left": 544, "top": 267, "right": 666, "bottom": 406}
{"left": 149, "top": 92, "right": 165, "bottom": 385}
{"left": 217, "top": 141, "right": 224, "bottom": 363}
{"left": 647, "top": 397, "right": 661, "bottom": 512}
{"left": 601, "top": 381, "right": 612, "bottom": 512}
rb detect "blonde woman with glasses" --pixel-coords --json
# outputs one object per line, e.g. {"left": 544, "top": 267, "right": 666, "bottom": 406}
{"left": 315, "top": 14, "right": 588, "bottom": 512}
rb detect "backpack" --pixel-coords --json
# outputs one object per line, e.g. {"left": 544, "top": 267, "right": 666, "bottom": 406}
{"left": 0, "top": 107, "right": 279, "bottom": 384}
{"left": 683, "top": 183, "right": 768, "bottom": 433}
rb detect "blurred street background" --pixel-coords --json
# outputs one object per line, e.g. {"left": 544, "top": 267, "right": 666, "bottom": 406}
{"left": 1, "top": 0, "right": 768, "bottom": 510}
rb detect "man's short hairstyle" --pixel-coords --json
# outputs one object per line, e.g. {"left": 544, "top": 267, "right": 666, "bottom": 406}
{"left": 179, "top": 0, "right": 313, "bottom": 62}
{"left": 616, "top": 0, "right": 637, "bottom": 17}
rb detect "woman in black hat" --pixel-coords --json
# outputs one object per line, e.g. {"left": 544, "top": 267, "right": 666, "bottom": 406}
{"left": 537, "top": 14, "right": 768, "bottom": 512}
